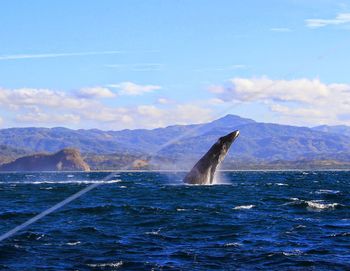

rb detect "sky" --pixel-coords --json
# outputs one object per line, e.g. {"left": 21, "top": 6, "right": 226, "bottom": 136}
{"left": 0, "top": 0, "right": 350, "bottom": 130}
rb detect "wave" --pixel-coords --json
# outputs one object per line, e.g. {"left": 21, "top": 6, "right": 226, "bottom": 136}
{"left": 0, "top": 211, "right": 37, "bottom": 219}
{"left": 315, "top": 189, "right": 340, "bottom": 195}
{"left": 286, "top": 198, "right": 341, "bottom": 210}
{"left": 233, "top": 205, "right": 255, "bottom": 210}
{"left": 145, "top": 229, "right": 161, "bottom": 235}
{"left": 87, "top": 261, "right": 123, "bottom": 268}
{"left": 0, "top": 179, "right": 121, "bottom": 184}
{"left": 66, "top": 241, "right": 81, "bottom": 246}
{"left": 267, "top": 182, "right": 288, "bottom": 186}
{"left": 305, "top": 200, "right": 340, "bottom": 210}
{"left": 329, "top": 232, "right": 350, "bottom": 237}
{"left": 282, "top": 250, "right": 303, "bottom": 256}
{"left": 63, "top": 204, "right": 116, "bottom": 214}
{"left": 224, "top": 242, "right": 242, "bottom": 247}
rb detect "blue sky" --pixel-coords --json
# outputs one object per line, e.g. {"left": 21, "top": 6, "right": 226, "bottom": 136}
{"left": 0, "top": 0, "right": 350, "bottom": 129}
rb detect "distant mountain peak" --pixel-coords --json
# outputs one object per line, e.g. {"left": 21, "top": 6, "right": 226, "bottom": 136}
{"left": 215, "top": 114, "right": 255, "bottom": 123}
{"left": 206, "top": 114, "right": 255, "bottom": 128}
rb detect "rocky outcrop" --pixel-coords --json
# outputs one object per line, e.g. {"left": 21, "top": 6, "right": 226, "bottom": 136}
{"left": 0, "top": 148, "right": 90, "bottom": 172}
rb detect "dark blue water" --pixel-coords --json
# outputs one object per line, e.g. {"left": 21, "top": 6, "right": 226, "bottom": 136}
{"left": 0, "top": 171, "right": 350, "bottom": 270}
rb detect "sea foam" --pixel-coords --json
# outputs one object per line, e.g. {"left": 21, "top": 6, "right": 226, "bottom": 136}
{"left": 0, "top": 179, "right": 122, "bottom": 184}
{"left": 233, "top": 205, "right": 255, "bottom": 210}
{"left": 306, "top": 200, "right": 340, "bottom": 210}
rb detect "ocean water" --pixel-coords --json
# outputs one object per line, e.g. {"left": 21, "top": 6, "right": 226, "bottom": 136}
{"left": 0, "top": 171, "right": 350, "bottom": 270}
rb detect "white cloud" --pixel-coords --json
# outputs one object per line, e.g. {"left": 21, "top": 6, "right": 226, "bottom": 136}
{"left": 77, "top": 87, "right": 116, "bottom": 99}
{"left": 0, "top": 87, "right": 98, "bottom": 126}
{"left": 0, "top": 87, "right": 94, "bottom": 109}
{"left": 16, "top": 112, "right": 81, "bottom": 124}
{"left": 172, "top": 104, "right": 212, "bottom": 124}
{"left": 306, "top": 13, "right": 350, "bottom": 28}
{"left": 208, "top": 85, "right": 226, "bottom": 94}
{"left": 210, "top": 77, "right": 350, "bottom": 126}
{"left": 79, "top": 103, "right": 212, "bottom": 129}
{"left": 107, "top": 82, "right": 162, "bottom": 96}
{"left": 0, "top": 50, "right": 124, "bottom": 61}
{"left": 157, "top": 98, "right": 173, "bottom": 104}
{"left": 0, "top": 85, "right": 213, "bottom": 129}
{"left": 217, "top": 77, "right": 332, "bottom": 103}
{"left": 79, "top": 107, "right": 131, "bottom": 123}
{"left": 0, "top": 116, "right": 3, "bottom": 126}
{"left": 270, "top": 27, "right": 291, "bottom": 32}
{"left": 137, "top": 105, "right": 163, "bottom": 118}
{"left": 206, "top": 98, "right": 225, "bottom": 105}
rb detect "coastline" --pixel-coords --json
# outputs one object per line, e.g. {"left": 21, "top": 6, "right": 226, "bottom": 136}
{"left": 0, "top": 168, "right": 350, "bottom": 173}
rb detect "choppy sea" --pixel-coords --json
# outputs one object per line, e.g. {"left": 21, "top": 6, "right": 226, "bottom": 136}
{"left": 0, "top": 171, "right": 350, "bottom": 270}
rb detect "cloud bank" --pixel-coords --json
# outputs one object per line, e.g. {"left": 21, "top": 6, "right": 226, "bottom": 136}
{"left": 0, "top": 85, "right": 212, "bottom": 129}
{"left": 210, "top": 77, "right": 350, "bottom": 126}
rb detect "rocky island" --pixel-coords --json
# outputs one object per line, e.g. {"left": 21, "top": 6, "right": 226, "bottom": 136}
{"left": 0, "top": 148, "right": 90, "bottom": 172}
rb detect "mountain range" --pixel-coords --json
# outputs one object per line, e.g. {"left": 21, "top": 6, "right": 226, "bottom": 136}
{"left": 0, "top": 115, "right": 349, "bottom": 170}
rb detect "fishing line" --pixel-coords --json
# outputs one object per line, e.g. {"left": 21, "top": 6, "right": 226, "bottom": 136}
{"left": 0, "top": 35, "right": 348, "bottom": 243}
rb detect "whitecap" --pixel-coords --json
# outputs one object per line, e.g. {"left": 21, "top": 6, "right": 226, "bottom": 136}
{"left": 87, "top": 261, "right": 123, "bottom": 268}
{"left": 13, "top": 244, "right": 23, "bottom": 249}
{"left": 224, "top": 242, "right": 241, "bottom": 247}
{"left": 276, "top": 183, "right": 288, "bottom": 186}
{"left": 282, "top": 250, "right": 302, "bottom": 256}
{"left": 306, "top": 200, "right": 339, "bottom": 210}
{"left": 145, "top": 229, "right": 161, "bottom": 235}
{"left": 233, "top": 205, "right": 255, "bottom": 210}
{"left": 290, "top": 197, "right": 299, "bottom": 201}
{"left": 176, "top": 208, "right": 186, "bottom": 212}
{"left": 66, "top": 241, "right": 81, "bottom": 246}
{"left": 315, "top": 189, "right": 340, "bottom": 195}
{"left": 330, "top": 232, "right": 350, "bottom": 237}
{"left": 35, "top": 234, "right": 45, "bottom": 240}
{"left": 295, "top": 224, "right": 306, "bottom": 229}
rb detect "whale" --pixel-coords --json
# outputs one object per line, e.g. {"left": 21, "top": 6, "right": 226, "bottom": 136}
{"left": 183, "top": 130, "right": 240, "bottom": 185}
